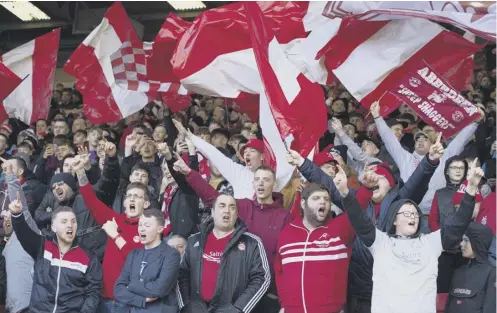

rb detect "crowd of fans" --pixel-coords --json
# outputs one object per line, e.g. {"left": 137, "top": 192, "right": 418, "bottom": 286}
{"left": 0, "top": 55, "right": 494, "bottom": 313}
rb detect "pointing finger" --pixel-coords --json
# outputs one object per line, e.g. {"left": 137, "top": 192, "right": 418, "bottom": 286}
{"left": 471, "top": 157, "right": 479, "bottom": 168}
{"left": 17, "top": 191, "right": 21, "bottom": 202}
{"left": 436, "top": 132, "right": 442, "bottom": 144}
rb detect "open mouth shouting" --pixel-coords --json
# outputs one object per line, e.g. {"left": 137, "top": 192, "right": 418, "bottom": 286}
{"left": 139, "top": 233, "right": 147, "bottom": 242}
{"left": 245, "top": 157, "right": 252, "bottom": 167}
{"left": 55, "top": 188, "right": 65, "bottom": 200}
{"left": 407, "top": 220, "right": 416, "bottom": 227}
{"left": 221, "top": 214, "right": 230, "bottom": 223}
{"left": 317, "top": 206, "right": 327, "bottom": 218}
{"left": 129, "top": 203, "right": 137, "bottom": 214}
{"left": 65, "top": 229, "right": 74, "bottom": 238}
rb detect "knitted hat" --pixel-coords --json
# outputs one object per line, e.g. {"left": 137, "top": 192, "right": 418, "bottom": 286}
{"left": 322, "top": 144, "right": 348, "bottom": 164}
{"left": 50, "top": 173, "right": 77, "bottom": 191}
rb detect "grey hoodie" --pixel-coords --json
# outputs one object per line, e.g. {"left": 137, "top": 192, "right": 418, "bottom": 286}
{"left": 2, "top": 173, "right": 40, "bottom": 313}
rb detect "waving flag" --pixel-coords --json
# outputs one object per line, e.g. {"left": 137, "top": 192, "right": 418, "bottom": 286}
{"left": 244, "top": 2, "right": 327, "bottom": 188}
{"left": 0, "top": 63, "right": 21, "bottom": 104}
{"left": 318, "top": 17, "right": 481, "bottom": 115}
{"left": 64, "top": 2, "right": 149, "bottom": 124}
{"left": 110, "top": 13, "right": 192, "bottom": 112}
{"left": 323, "top": 1, "right": 496, "bottom": 41}
{"left": 1, "top": 29, "right": 59, "bottom": 124}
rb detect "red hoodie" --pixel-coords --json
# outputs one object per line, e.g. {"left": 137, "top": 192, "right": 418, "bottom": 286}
{"left": 185, "top": 170, "right": 292, "bottom": 268}
{"left": 79, "top": 184, "right": 170, "bottom": 300}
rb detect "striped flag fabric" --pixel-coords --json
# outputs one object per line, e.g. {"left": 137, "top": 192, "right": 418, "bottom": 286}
{"left": 0, "top": 62, "right": 22, "bottom": 107}
{"left": 0, "top": 29, "right": 59, "bottom": 125}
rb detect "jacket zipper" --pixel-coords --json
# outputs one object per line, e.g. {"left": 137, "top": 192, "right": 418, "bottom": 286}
{"left": 52, "top": 244, "right": 78, "bottom": 313}
{"left": 300, "top": 230, "right": 312, "bottom": 313}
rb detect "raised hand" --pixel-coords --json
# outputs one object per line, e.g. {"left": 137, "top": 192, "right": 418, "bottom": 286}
{"left": 370, "top": 101, "right": 380, "bottom": 119}
{"left": 102, "top": 218, "right": 119, "bottom": 239}
{"left": 125, "top": 134, "right": 137, "bottom": 149}
{"left": 286, "top": 149, "right": 304, "bottom": 167}
{"left": 428, "top": 132, "right": 444, "bottom": 161}
{"left": 333, "top": 165, "right": 348, "bottom": 195}
{"left": 362, "top": 169, "right": 380, "bottom": 189}
{"left": 103, "top": 140, "right": 117, "bottom": 157}
{"left": 157, "top": 143, "right": 172, "bottom": 160}
{"left": 8, "top": 191, "right": 22, "bottom": 215}
{"left": 172, "top": 154, "right": 191, "bottom": 175}
{"left": 331, "top": 118, "right": 345, "bottom": 136}
{"left": 185, "top": 137, "right": 196, "bottom": 155}
{"left": 466, "top": 158, "right": 484, "bottom": 187}
{"left": 172, "top": 119, "right": 192, "bottom": 139}
{"left": 71, "top": 155, "right": 86, "bottom": 175}
{"left": 176, "top": 141, "right": 189, "bottom": 155}
{"left": 43, "top": 144, "right": 55, "bottom": 159}
{"left": 77, "top": 146, "right": 91, "bottom": 168}
{"left": 1, "top": 159, "right": 13, "bottom": 175}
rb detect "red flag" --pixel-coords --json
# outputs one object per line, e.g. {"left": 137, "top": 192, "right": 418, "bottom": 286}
{"left": 389, "top": 61, "right": 479, "bottom": 138}
{"left": 0, "top": 62, "right": 21, "bottom": 103}
{"left": 0, "top": 29, "right": 59, "bottom": 124}
{"left": 244, "top": 2, "right": 327, "bottom": 187}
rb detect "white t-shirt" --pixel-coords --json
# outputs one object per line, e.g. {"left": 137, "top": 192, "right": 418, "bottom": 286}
{"left": 369, "top": 229, "right": 444, "bottom": 313}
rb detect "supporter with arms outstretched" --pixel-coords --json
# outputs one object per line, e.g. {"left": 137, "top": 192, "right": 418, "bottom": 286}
{"left": 9, "top": 194, "right": 102, "bottom": 313}
{"left": 336, "top": 158, "right": 483, "bottom": 313}
{"left": 370, "top": 100, "right": 483, "bottom": 219}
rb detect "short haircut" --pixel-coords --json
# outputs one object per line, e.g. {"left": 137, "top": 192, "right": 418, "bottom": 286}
{"left": 349, "top": 112, "right": 365, "bottom": 120}
{"left": 36, "top": 119, "right": 48, "bottom": 126}
{"left": 302, "top": 183, "right": 331, "bottom": 200}
{"left": 196, "top": 127, "right": 210, "bottom": 136}
{"left": 255, "top": 165, "right": 276, "bottom": 179}
{"left": 230, "top": 134, "right": 246, "bottom": 143}
{"left": 126, "top": 182, "right": 149, "bottom": 201}
{"left": 88, "top": 127, "right": 102, "bottom": 137}
{"left": 13, "top": 156, "right": 27, "bottom": 172}
{"left": 131, "top": 164, "right": 150, "bottom": 178}
{"left": 168, "top": 235, "right": 187, "bottom": 246}
{"left": 53, "top": 118, "right": 68, "bottom": 126}
{"left": 73, "top": 129, "right": 87, "bottom": 137}
{"left": 53, "top": 136, "right": 72, "bottom": 147}
{"left": 17, "top": 141, "right": 34, "bottom": 151}
{"left": 51, "top": 206, "right": 75, "bottom": 222}
{"left": 213, "top": 193, "right": 237, "bottom": 209}
{"left": 343, "top": 123, "right": 357, "bottom": 133}
{"left": 62, "top": 88, "right": 73, "bottom": 94}
{"left": 142, "top": 209, "right": 165, "bottom": 226}
{"left": 211, "top": 128, "right": 231, "bottom": 140}
{"left": 60, "top": 154, "right": 76, "bottom": 169}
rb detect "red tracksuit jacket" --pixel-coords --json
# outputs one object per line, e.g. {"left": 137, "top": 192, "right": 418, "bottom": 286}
{"left": 275, "top": 187, "right": 372, "bottom": 313}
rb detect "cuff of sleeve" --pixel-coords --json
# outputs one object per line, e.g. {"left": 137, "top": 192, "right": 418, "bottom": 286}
{"left": 425, "top": 154, "right": 440, "bottom": 166}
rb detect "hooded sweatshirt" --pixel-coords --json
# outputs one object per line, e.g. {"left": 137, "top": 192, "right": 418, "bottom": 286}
{"left": 429, "top": 156, "right": 469, "bottom": 231}
{"left": 185, "top": 169, "right": 292, "bottom": 269}
{"left": 342, "top": 189, "right": 476, "bottom": 313}
{"left": 445, "top": 223, "right": 496, "bottom": 313}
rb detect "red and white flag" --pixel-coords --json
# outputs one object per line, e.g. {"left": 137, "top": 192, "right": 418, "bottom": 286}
{"left": 0, "top": 29, "right": 59, "bottom": 125}
{"left": 64, "top": 2, "right": 150, "bottom": 124}
{"left": 109, "top": 13, "right": 192, "bottom": 112}
{"left": 244, "top": 1, "right": 326, "bottom": 187}
{"left": 318, "top": 18, "right": 480, "bottom": 115}
{"left": 0, "top": 63, "right": 22, "bottom": 105}
{"left": 323, "top": 1, "right": 496, "bottom": 41}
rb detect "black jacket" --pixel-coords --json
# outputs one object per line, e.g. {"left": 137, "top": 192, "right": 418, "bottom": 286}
{"left": 179, "top": 219, "right": 270, "bottom": 313}
{"left": 91, "top": 155, "right": 120, "bottom": 207}
{"left": 164, "top": 154, "right": 200, "bottom": 239}
{"left": 446, "top": 223, "right": 496, "bottom": 313}
{"left": 114, "top": 241, "right": 181, "bottom": 313}
{"left": 19, "top": 170, "right": 47, "bottom": 217}
{"left": 34, "top": 191, "right": 107, "bottom": 262}
{"left": 121, "top": 153, "right": 163, "bottom": 194}
{"left": 11, "top": 212, "right": 102, "bottom": 313}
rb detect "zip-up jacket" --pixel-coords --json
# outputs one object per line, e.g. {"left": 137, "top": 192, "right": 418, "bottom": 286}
{"left": 114, "top": 241, "right": 180, "bottom": 313}
{"left": 275, "top": 186, "right": 373, "bottom": 313}
{"left": 178, "top": 219, "right": 270, "bottom": 313}
{"left": 11, "top": 212, "right": 102, "bottom": 313}
{"left": 446, "top": 223, "right": 496, "bottom": 313}
{"left": 185, "top": 170, "right": 292, "bottom": 269}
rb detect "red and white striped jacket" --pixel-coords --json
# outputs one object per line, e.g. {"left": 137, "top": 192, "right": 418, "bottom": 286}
{"left": 275, "top": 188, "right": 372, "bottom": 313}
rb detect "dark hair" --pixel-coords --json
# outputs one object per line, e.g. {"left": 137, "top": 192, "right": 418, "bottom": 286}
{"left": 53, "top": 118, "right": 68, "bottom": 125}
{"left": 131, "top": 164, "right": 150, "bottom": 179}
{"left": 126, "top": 182, "right": 149, "bottom": 201}
{"left": 197, "top": 127, "right": 210, "bottom": 136}
{"left": 211, "top": 128, "right": 231, "bottom": 140}
{"left": 51, "top": 206, "right": 75, "bottom": 222}
{"left": 349, "top": 112, "right": 365, "bottom": 120}
{"left": 255, "top": 165, "right": 276, "bottom": 179}
{"left": 13, "top": 156, "right": 27, "bottom": 173}
{"left": 213, "top": 193, "right": 237, "bottom": 210}
{"left": 73, "top": 129, "right": 87, "bottom": 138}
{"left": 36, "top": 119, "right": 48, "bottom": 126}
{"left": 59, "top": 154, "right": 76, "bottom": 172}
{"left": 302, "top": 183, "right": 331, "bottom": 200}
{"left": 216, "top": 147, "right": 232, "bottom": 159}
{"left": 241, "top": 126, "right": 251, "bottom": 133}
{"left": 62, "top": 88, "right": 73, "bottom": 95}
{"left": 343, "top": 123, "right": 357, "bottom": 133}
{"left": 142, "top": 209, "right": 165, "bottom": 226}
{"left": 53, "top": 136, "right": 72, "bottom": 147}
{"left": 17, "top": 141, "right": 34, "bottom": 151}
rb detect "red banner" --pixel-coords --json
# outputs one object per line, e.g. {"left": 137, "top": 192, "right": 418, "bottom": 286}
{"left": 390, "top": 61, "right": 479, "bottom": 138}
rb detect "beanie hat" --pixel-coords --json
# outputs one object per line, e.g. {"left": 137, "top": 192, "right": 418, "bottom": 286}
{"left": 370, "top": 162, "right": 395, "bottom": 187}
{"left": 453, "top": 180, "right": 483, "bottom": 205}
{"left": 322, "top": 144, "right": 348, "bottom": 164}
{"left": 50, "top": 173, "right": 77, "bottom": 191}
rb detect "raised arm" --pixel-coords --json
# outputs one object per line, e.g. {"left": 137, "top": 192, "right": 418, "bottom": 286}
{"left": 80, "top": 255, "right": 103, "bottom": 313}
{"left": 332, "top": 118, "right": 380, "bottom": 164}
{"left": 233, "top": 235, "right": 270, "bottom": 313}
{"left": 73, "top": 154, "right": 117, "bottom": 226}
{"left": 371, "top": 101, "right": 414, "bottom": 181}
{"left": 127, "top": 246, "right": 180, "bottom": 298}
{"left": 10, "top": 196, "right": 43, "bottom": 260}
{"left": 336, "top": 167, "right": 378, "bottom": 248}
{"left": 440, "top": 159, "right": 482, "bottom": 250}
{"left": 92, "top": 149, "right": 121, "bottom": 206}
{"left": 174, "top": 119, "right": 249, "bottom": 186}
{"left": 173, "top": 156, "right": 220, "bottom": 208}
{"left": 5, "top": 167, "right": 39, "bottom": 233}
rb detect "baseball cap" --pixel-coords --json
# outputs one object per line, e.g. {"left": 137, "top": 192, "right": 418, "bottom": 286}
{"left": 358, "top": 134, "right": 381, "bottom": 150}
{"left": 313, "top": 151, "right": 337, "bottom": 166}
{"left": 414, "top": 131, "right": 430, "bottom": 141}
{"left": 240, "top": 139, "right": 264, "bottom": 156}
{"left": 397, "top": 113, "right": 416, "bottom": 124}
{"left": 385, "top": 118, "right": 408, "bottom": 129}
